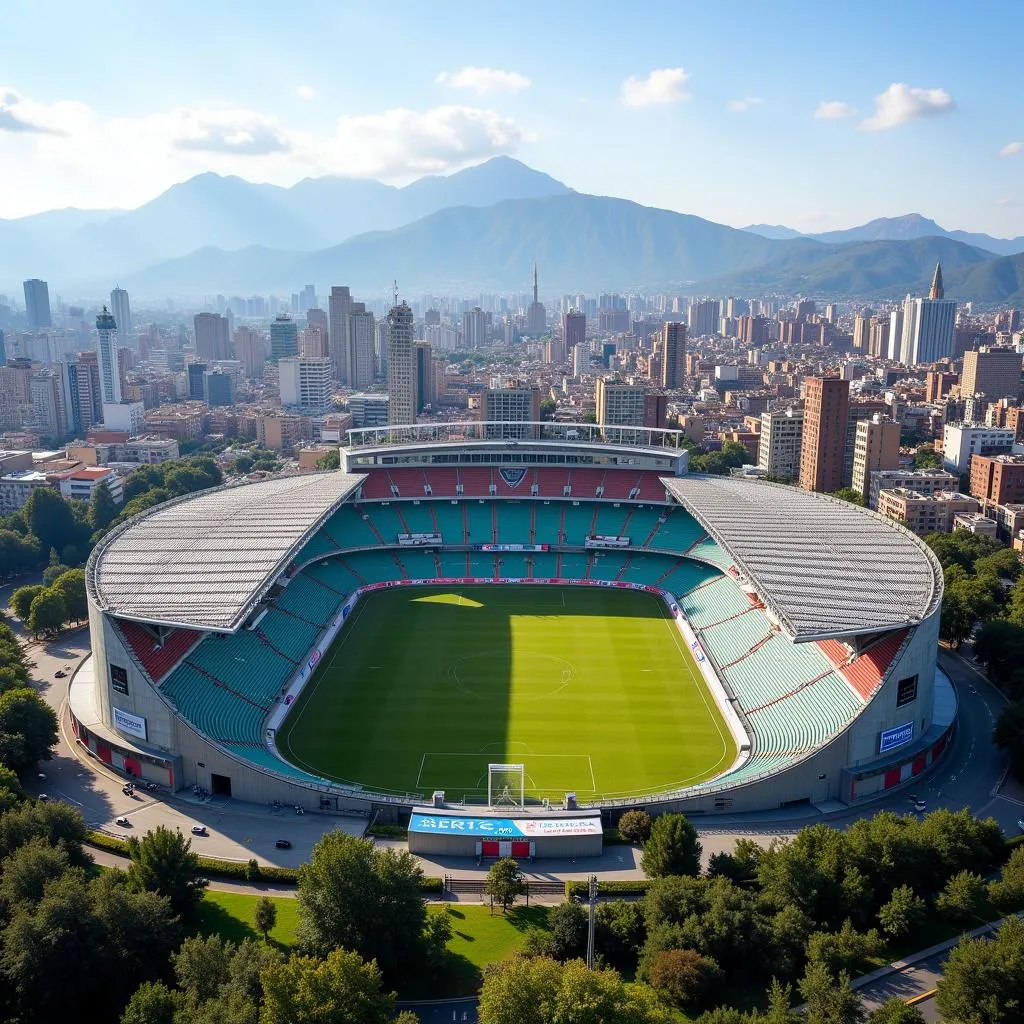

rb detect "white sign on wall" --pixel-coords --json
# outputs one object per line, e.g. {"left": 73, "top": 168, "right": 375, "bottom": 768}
{"left": 113, "top": 706, "right": 147, "bottom": 741}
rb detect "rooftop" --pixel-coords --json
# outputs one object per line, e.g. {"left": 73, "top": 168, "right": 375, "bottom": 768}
{"left": 662, "top": 476, "right": 943, "bottom": 641}
{"left": 89, "top": 472, "right": 365, "bottom": 632}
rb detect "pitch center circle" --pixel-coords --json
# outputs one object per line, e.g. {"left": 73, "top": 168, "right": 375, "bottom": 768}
{"left": 447, "top": 650, "right": 576, "bottom": 702}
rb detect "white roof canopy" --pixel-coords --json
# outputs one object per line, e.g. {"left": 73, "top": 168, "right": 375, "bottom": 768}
{"left": 90, "top": 473, "right": 364, "bottom": 632}
{"left": 662, "top": 476, "right": 942, "bottom": 641}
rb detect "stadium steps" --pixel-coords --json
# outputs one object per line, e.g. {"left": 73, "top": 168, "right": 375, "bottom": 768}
{"left": 398, "top": 550, "right": 436, "bottom": 580}
{"left": 534, "top": 503, "right": 563, "bottom": 546}
{"left": 459, "top": 467, "right": 492, "bottom": 497}
{"left": 391, "top": 552, "right": 409, "bottom": 580}
{"left": 589, "top": 552, "right": 627, "bottom": 581}
{"left": 588, "top": 503, "right": 600, "bottom": 537}
{"left": 470, "top": 552, "right": 497, "bottom": 577}
{"left": 614, "top": 553, "right": 633, "bottom": 581}
{"left": 356, "top": 508, "right": 387, "bottom": 546}
{"left": 431, "top": 501, "right": 463, "bottom": 541}
{"left": 817, "top": 630, "right": 907, "bottom": 701}
{"left": 491, "top": 503, "right": 499, "bottom": 544}
{"left": 258, "top": 609, "right": 320, "bottom": 663}
{"left": 555, "top": 552, "right": 563, "bottom": 577}
{"left": 461, "top": 504, "right": 470, "bottom": 543}
{"left": 594, "top": 504, "right": 630, "bottom": 537}
{"left": 319, "top": 506, "right": 380, "bottom": 549}
{"left": 648, "top": 508, "right": 707, "bottom": 553}
{"left": 400, "top": 501, "right": 435, "bottom": 536}
{"left": 530, "top": 504, "right": 537, "bottom": 544}
{"left": 538, "top": 468, "right": 570, "bottom": 497}
{"left": 719, "top": 630, "right": 775, "bottom": 669}
{"left": 296, "top": 530, "right": 338, "bottom": 563}
{"left": 337, "top": 558, "right": 369, "bottom": 586}
{"left": 394, "top": 504, "right": 411, "bottom": 534}
{"left": 432, "top": 552, "right": 443, "bottom": 577}
{"left": 429, "top": 502, "right": 440, "bottom": 534}
{"left": 558, "top": 503, "right": 567, "bottom": 544}
{"left": 571, "top": 469, "right": 604, "bottom": 497}
{"left": 466, "top": 501, "right": 492, "bottom": 546}
{"left": 305, "top": 561, "right": 354, "bottom": 596}
{"left": 255, "top": 628, "right": 300, "bottom": 666}
{"left": 641, "top": 515, "right": 664, "bottom": 549}
{"left": 688, "top": 534, "right": 734, "bottom": 571}
{"left": 277, "top": 574, "right": 340, "bottom": 624}
{"left": 658, "top": 561, "right": 719, "bottom": 595}
{"left": 358, "top": 471, "right": 392, "bottom": 500}
{"left": 118, "top": 621, "right": 204, "bottom": 684}
{"left": 618, "top": 553, "right": 676, "bottom": 586}
{"left": 636, "top": 472, "right": 669, "bottom": 502}
{"left": 562, "top": 503, "right": 594, "bottom": 545}
{"left": 364, "top": 504, "right": 405, "bottom": 544}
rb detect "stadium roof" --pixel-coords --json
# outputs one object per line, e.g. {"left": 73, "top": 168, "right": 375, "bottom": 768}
{"left": 90, "top": 473, "right": 364, "bottom": 632}
{"left": 662, "top": 476, "right": 943, "bottom": 641}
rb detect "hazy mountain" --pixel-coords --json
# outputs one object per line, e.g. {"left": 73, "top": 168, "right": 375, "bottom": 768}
{"left": 943, "top": 252, "right": 1024, "bottom": 304}
{"left": 3, "top": 157, "right": 572, "bottom": 286}
{"left": 696, "top": 236, "right": 998, "bottom": 299}
{"left": 123, "top": 193, "right": 824, "bottom": 295}
{"left": 740, "top": 223, "right": 804, "bottom": 240}
{"left": 744, "top": 213, "right": 1024, "bottom": 257}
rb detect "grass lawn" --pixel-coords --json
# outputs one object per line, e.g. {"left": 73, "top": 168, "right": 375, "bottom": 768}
{"left": 197, "top": 891, "right": 546, "bottom": 996}
{"left": 278, "top": 585, "right": 733, "bottom": 802}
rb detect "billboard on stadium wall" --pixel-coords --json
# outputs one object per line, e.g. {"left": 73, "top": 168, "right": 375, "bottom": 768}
{"left": 409, "top": 813, "right": 602, "bottom": 837}
{"left": 879, "top": 721, "right": 914, "bottom": 754}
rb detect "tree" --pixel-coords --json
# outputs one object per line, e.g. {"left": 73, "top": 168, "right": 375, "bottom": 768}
{"left": 642, "top": 813, "right": 702, "bottom": 877}
{"left": 539, "top": 399, "right": 557, "bottom": 421}
{"left": 595, "top": 900, "right": 646, "bottom": 973}
{"left": 119, "top": 981, "right": 180, "bottom": 1024}
{"left": 763, "top": 979, "right": 800, "bottom": 1024}
{"left": 647, "top": 948, "right": 723, "bottom": 1010}
{"left": 937, "top": 917, "right": 1024, "bottom": 1024}
{"left": 798, "top": 961, "right": 864, "bottom": 1024}
{"left": 0, "top": 530, "right": 40, "bottom": 579}
{"left": 805, "top": 920, "right": 882, "bottom": 975}
{"left": 253, "top": 896, "right": 278, "bottom": 943}
{"left": 995, "top": 702, "right": 1024, "bottom": 780}
{"left": 25, "top": 488, "right": 87, "bottom": 564}
{"left": 974, "top": 620, "right": 1024, "bottom": 696}
{"left": 315, "top": 449, "right": 341, "bottom": 470}
{"left": 936, "top": 870, "right": 986, "bottom": 922}
{"left": 51, "top": 569, "right": 87, "bottom": 622}
{"left": 0, "top": 797, "right": 88, "bottom": 864}
{"left": 9, "top": 584, "right": 45, "bottom": 621}
{"left": 831, "top": 488, "right": 867, "bottom": 507}
{"left": 940, "top": 586, "right": 978, "bottom": 648}
{"left": 423, "top": 908, "right": 453, "bottom": 975}
{"left": 618, "top": 809, "right": 653, "bottom": 844}
{"left": 259, "top": 948, "right": 395, "bottom": 1024}
{"left": 296, "top": 830, "right": 426, "bottom": 982}
{"left": 877, "top": 885, "right": 927, "bottom": 939}
{"left": 914, "top": 446, "right": 942, "bottom": 470}
{"left": 90, "top": 480, "right": 120, "bottom": 532}
{"left": 26, "top": 588, "right": 67, "bottom": 636}
{"left": 543, "top": 900, "right": 588, "bottom": 961}
{"left": 483, "top": 857, "right": 527, "bottom": 914}
{"left": 988, "top": 846, "right": 1024, "bottom": 908}
{"left": 126, "top": 825, "right": 207, "bottom": 926}
{"left": 0, "top": 687, "right": 58, "bottom": 774}
{"left": 866, "top": 999, "right": 926, "bottom": 1024}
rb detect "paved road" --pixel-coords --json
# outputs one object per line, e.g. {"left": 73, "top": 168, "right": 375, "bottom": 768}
{"left": 859, "top": 950, "right": 944, "bottom": 1014}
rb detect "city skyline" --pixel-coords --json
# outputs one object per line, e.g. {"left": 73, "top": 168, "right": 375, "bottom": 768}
{"left": 2, "top": 0, "right": 1023, "bottom": 236}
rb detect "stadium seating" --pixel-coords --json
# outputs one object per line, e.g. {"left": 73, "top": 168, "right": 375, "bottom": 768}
{"left": 531, "top": 552, "right": 559, "bottom": 578}
{"left": 397, "top": 550, "right": 437, "bottom": 581}
{"left": 559, "top": 553, "right": 590, "bottom": 579}
{"left": 275, "top": 573, "right": 342, "bottom": 626}
{"left": 588, "top": 551, "right": 629, "bottom": 581}
{"left": 569, "top": 468, "right": 605, "bottom": 497}
{"left": 468, "top": 553, "right": 496, "bottom": 578}
{"left": 494, "top": 554, "right": 531, "bottom": 578}
{"left": 495, "top": 503, "right": 532, "bottom": 545}
{"left": 537, "top": 468, "right": 571, "bottom": 496}
{"left": 687, "top": 534, "right": 735, "bottom": 571}
{"left": 561, "top": 503, "right": 595, "bottom": 545}
{"left": 400, "top": 501, "right": 437, "bottom": 536}
{"left": 357, "top": 471, "right": 393, "bottom": 500}
{"left": 593, "top": 504, "right": 631, "bottom": 538}
{"left": 620, "top": 506, "right": 663, "bottom": 545}
{"left": 440, "top": 552, "right": 468, "bottom": 578}
{"left": 817, "top": 630, "right": 906, "bottom": 700}
{"left": 320, "top": 505, "right": 381, "bottom": 549}
{"left": 118, "top": 621, "right": 204, "bottom": 684}
{"left": 459, "top": 468, "right": 492, "bottom": 497}
{"left": 465, "top": 501, "right": 493, "bottom": 544}
{"left": 645, "top": 508, "right": 706, "bottom": 552}
{"left": 363, "top": 503, "right": 407, "bottom": 544}
{"left": 422, "top": 468, "right": 459, "bottom": 497}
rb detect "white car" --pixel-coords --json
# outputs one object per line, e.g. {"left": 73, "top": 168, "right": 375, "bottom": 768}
{"left": 115, "top": 816, "right": 131, "bottom": 827}
{"left": 914, "top": 800, "right": 927, "bottom": 813}
{"left": 190, "top": 825, "right": 208, "bottom": 836}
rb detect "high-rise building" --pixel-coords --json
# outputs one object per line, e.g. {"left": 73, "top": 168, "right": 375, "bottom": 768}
{"left": 194, "top": 313, "right": 231, "bottom": 361}
{"left": 110, "top": 287, "right": 132, "bottom": 345}
{"left": 187, "top": 362, "right": 207, "bottom": 401}
{"left": 386, "top": 301, "right": 416, "bottom": 426}
{"left": 851, "top": 416, "right": 901, "bottom": 499}
{"left": 943, "top": 423, "right": 1016, "bottom": 472}
{"left": 414, "top": 341, "right": 434, "bottom": 412}
{"left": 853, "top": 314, "right": 871, "bottom": 352}
{"left": 969, "top": 453, "right": 1024, "bottom": 507}
{"left": 659, "top": 322, "right": 687, "bottom": 389}
{"left": 758, "top": 407, "right": 805, "bottom": 482}
{"left": 23, "top": 279, "right": 51, "bottom": 331}
{"left": 479, "top": 381, "right": 541, "bottom": 438}
{"left": 28, "top": 372, "right": 68, "bottom": 440}
{"left": 960, "top": 347, "right": 1022, "bottom": 402}
{"left": 270, "top": 315, "right": 298, "bottom": 362}
{"left": 799, "top": 376, "right": 849, "bottom": 492}
{"left": 901, "top": 264, "right": 957, "bottom": 365}
{"left": 687, "top": 299, "right": 719, "bottom": 337}
{"left": 278, "top": 357, "right": 334, "bottom": 414}
{"left": 460, "top": 307, "right": 488, "bottom": 349}
{"left": 595, "top": 378, "right": 664, "bottom": 429}
{"left": 203, "top": 371, "right": 235, "bottom": 408}
{"left": 0, "top": 328, "right": 6, "bottom": 364}
{"left": 234, "top": 327, "right": 269, "bottom": 380}
{"left": 328, "top": 286, "right": 353, "bottom": 382}
{"left": 886, "top": 307, "right": 906, "bottom": 362}
{"left": 562, "top": 310, "right": 586, "bottom": 348}
{"left": 299, "top": 326, "right": 328, "bottom": 358}
{"left": 348, "top": 303, "right": 376, "bottom": 389}
{"left": 95, "top": 306, "right": 122, "bottom": 405}
{"left": 525, "top": 264, "right": 546, "bottom": 335}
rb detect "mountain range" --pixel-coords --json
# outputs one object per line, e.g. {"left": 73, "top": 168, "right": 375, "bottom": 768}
{"left": 743, "top": 213, "right": 1024, "bottom": 256}
{"left": 5, "top": 158, "right": 1024, "bottom": 303}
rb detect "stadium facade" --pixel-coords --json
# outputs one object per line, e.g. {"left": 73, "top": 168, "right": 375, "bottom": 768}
{"left": 76, "top": 423, "right": 951, "bottom": 823}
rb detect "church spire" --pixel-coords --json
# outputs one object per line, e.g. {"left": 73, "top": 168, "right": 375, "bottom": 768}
{"left": 533, "top": 262, "right": 538, "bottom": 304}
{"left": 929, "top": 261, "right": 944, "bottom": 300}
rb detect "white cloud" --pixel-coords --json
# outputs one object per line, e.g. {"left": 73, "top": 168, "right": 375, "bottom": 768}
{"left": 296, "top": 85, "right": 315, "bottom": 101}
{"left": 999, "top": 141, "right": 1023, "bottom": 157}
{"left": 435, "top": 67, "right": 531, "bottom": 96}
{"left": 620, "top": 68, "right": 690, "bottom": 108}
{"left": 859, "top": 83, "right": 954, "bottom": 132}
{"left": 167, "top": 109, "right": 291, "bottom": 155}
{"left": 996, "top": 197, "right": 1019, "bottom": 207}
{"left": 0, "top": 87, "right": 529, "bottom": 217}
{"left": 322, "top": 105, "right": 524, "bottom": 178}
{"left": 814, "top": 100, "right": 857, "bottom": 120}
{"left": 727, "top": 96, "right": 763, "bottom": 113}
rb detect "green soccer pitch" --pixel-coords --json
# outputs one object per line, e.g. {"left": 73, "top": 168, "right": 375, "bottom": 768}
{"left": 276, "top": 585, "right": 737, "bottom": 803}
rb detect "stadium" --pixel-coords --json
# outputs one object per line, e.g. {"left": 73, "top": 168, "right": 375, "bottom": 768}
{"left": 74, "top": 423, "right": 952, "bottom": 845}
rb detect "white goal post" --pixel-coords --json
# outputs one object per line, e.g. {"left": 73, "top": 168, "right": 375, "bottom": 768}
{"left": 487, "top": 763, "right": 525, "bottom": 807}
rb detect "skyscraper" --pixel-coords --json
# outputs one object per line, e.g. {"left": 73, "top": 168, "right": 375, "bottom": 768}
{"left": 348, "top": 303, "right": 376, "bottom": 389}
{"left": 659, "top": 322, "right": 687, "bottom": 389}
{"left": 233, "top": 327, "right": 269, "bottom": 380}
{"left": 328, "top": 286, "right": 353, "bottom": 383}
{"left": 23, "top": 279, "right": 51, "bottom": 331}
{"left": 525, "top": 264, "right": 546, "bottom": 335}
{"left": 562, "top": 310, "right": 586, "bottom": 349}
{"left": 461, "top": 307, "right": 488, "bottom": 349}
{"left": 386, "top": 301, "right": 415, "bottom": 425}
{"left": 270, "top": 315, "right": 299, "bottom": 361}
{"left": 687, "top": 299, "right": 719, "bottom": 337}
{"left": 96, "top": 306, "right": 122, "bottom": 405}
{"left": 799, "top": 376, "right": 850, "bottom": 493}
{"left": 110, "top": 287, "right": 132, "bottom": 344}
{"left": 901, "top": 264, "right": 957, "bottom": 365}
{"left": 960, "top": 347, "right": 1022, "bottom": 402}
{"left": 194, "top": 313, "right": 231, "bottom": 360}
{"left": 414, "top": 341, "right": 434, "bottom": 412}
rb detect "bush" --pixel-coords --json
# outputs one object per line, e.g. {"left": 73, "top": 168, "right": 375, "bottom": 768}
{"left": 642, "top": 813, "right": 701, "bottom": 877}
{"left": 647, "top": 948, "right": 723, "bottom": 1009}
{"left": 618, "top": 809, "right": 653, "bottom": 844}
{"left": 565, "top": 879, "right": 652, "bottom": 899}
{"left": 936, "top": 870, "right": 986, "bottom": 923}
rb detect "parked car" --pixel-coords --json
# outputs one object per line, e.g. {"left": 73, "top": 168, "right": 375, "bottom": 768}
{"left": 190, "top": 825, "right": 208, "bottom": 836}
{"left": 115, "top": 816, "right": 131, "bottom": 827}
{"left": 1017, "top": 819, "right": 1024, "bottom": 833}
{"left": 914, "top": 800, "right": 927, "bottom": 813}
{"left": 275, "top": 839, "right": 292, "bottom": 849}
{"left": 54, "top": 670, "right": 66, "bottom": 679}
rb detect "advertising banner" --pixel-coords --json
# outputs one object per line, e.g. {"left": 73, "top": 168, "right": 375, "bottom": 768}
{"left": 879, "top": 721, "right": 914, "bottom": 754}
{"left": 409, "top": 813, "right": 602, "bottom": 837}
{"left": 112, "top": 706, "right": 147, "bottom": 741}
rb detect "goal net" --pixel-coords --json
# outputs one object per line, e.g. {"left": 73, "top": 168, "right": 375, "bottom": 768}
{"left": 487, "top": 763, "right": 525, "bottom": 807}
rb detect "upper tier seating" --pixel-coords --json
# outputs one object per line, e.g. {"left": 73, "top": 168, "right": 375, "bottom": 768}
{"left": 646, "top": 508, "right": 706, "bottom": 552}
{"left": 458, "top": 467, "right": 492, "bottom": 497}
{"left": 495, "top": 503, "right": 532, "bottom": 545}
{"left": 118, "top": 621, "right": 204, "bottom": 684}
{"left": 465, "top": 501, "right": 493, "bottom": 544}
{"left": 400, "top": 501, "right": 437, "bottom": 536}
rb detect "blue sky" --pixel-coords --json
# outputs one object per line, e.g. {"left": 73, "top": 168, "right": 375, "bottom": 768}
{"left": 1, "top": 0, "right": 1021, "bottom": 235}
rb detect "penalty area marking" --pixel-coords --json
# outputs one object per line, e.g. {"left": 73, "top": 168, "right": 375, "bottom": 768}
{"left": 416, "top": 751, "right": 596, "bottom": 793}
